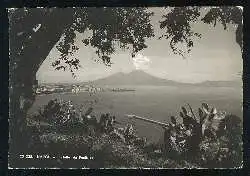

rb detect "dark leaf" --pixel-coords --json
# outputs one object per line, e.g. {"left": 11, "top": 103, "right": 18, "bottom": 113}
{"left": 55, "top": 66, "right": 66, "bottom": 71}
{"left": 204, "top": 129, "right": 216, "bottom": 139}
{"left": 210, "top": 107, "right": 217, "bottom": 115}
{"left": 52, "top": 60, "right": 60, "bottom": 67}
{"left": 198, "top": 108, "right": 204, "bottom": 119}
{"left": 202, "top": 103, "right": 209, "bottom": 113}
{"left": 170, "top": 116, "right": 177, "bottom": 125}
{"left": 216, "top": 118, "right": 226, "bottom": 137}
{"left": 183, "top": 114, "right": 197, "bottom": 129}
{"left": 187, "top": 103, "right": 197, "bottom": 121}
{"left": 208, "top": 113, "right": 215, "bottom": 121}
{"left": 82, "top": 39, "right": 89, "bottom": 46}
{"left": 181, "top": 106, "right": 187, "bottom": 115}
{"left": 179, "top": 111, "right": 184, "bottom": 118}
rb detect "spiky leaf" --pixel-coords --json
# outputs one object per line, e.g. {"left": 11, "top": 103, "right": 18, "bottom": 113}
{"left": 181, "top": 106, "right": 188, "bottom": 115}
{"left": 170, "top": 116, "right": 177, "bottom": 125}
{"left": 202, "top": 103, "right": 209, "bottom": 114}
{"left": 182, "top": 114, "right": 197, "bottom": 129}
{"left": 187, "top": 103, "right": 197, "bottom": 121}
{"left": 202, "top": 103, "right": 209, "bottom": 110}
{"left": 210, "top": 107, "right": 217, "bottom": 115}
{"left": 198, "top": 107, "right": 206, "bottom": 123}
{"left": 179, "top": 111, "right": 184, "bottom": 118}
{"left": 208, "top": 113, "right": 216, "bottom": 121}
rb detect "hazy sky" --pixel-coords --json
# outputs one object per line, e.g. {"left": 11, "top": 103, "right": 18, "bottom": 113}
{"left": 36, "top": 7, "right": 242, "bottom": 84}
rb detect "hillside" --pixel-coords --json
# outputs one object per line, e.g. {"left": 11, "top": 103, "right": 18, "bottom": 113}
{"left": 90, "top": 70, "right": 185, "bottom": 86}
{"left": 40, "top": 70, "right": 241, "bottom": 88}
{"left": 195, "top": 80, "right": 242, "bottom": 87}
{"left": 89, "top": 70, "right": 241, "bottom": 87}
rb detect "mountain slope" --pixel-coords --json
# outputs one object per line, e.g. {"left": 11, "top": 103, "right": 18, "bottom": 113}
{"left": 90, "top": 70, "right": 186, "bottom": 86}
{"left": 196, "top": 80, "right": 242, "bottom": 87}
{"left": 88, "top": 70, "right": 241, "bottom": 87}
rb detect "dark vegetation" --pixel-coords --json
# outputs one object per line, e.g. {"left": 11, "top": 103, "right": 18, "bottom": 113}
{"left": 8, "top": 7, "right": 243, "bottom": 168}
{"left": 163, "top": 103, "right": 242, "bottom": 168}
{"left": 13, "top": 99, "right": 242, "bottom": 168}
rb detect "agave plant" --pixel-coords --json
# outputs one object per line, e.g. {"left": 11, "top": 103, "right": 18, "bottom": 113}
{"left": 165, "top": 103, "right": 242, "bottom": 167}
{"left": 165, "top": 103, "right": 227, "bottom": 158}
{"left": 182, "top": 103, "right": 226, "bottom": 138}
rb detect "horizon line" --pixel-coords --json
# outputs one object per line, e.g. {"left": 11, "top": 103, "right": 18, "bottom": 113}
{"left": 38, "top": 70, "right": 241, "bottom": 85}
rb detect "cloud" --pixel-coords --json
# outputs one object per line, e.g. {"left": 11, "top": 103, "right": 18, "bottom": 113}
{"left": 132, "top": 54, "right": 151, "bottom": 70}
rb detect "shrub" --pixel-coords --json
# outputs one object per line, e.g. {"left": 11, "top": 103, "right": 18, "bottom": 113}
{"left": 162, "top": 103, "right": 242, "bottom": 167}
{"left": 27, "top": 100, "right": 242, "bottom": 168}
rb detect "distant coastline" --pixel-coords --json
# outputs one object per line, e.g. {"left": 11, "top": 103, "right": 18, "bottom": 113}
{"left": 39, "top": 70, "right": 241, "bottom": 88}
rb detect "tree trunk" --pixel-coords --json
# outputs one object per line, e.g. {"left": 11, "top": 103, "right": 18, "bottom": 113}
{"left": 8, "top": 8, "right": 75, "bottom": 167}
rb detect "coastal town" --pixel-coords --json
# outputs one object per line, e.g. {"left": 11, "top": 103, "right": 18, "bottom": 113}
{"left": 36, "top": 83, "right": 135, "bottom": 95}
{"left": 36, "top": 83, "right": 103, "bottom": 95}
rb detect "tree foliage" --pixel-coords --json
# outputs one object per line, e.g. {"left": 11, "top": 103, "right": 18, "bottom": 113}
{"left": 159, "top": 7, "right": 243, "bottom": 58}
{"left": 201, "top": 7, "right": 243, "bottom": 50}
{"left": 50, "top": 7, "right": 154, "bottom": 77}
{"left": 51, "top": 6, "right": 243, "bottom": 74}
{"left": 159, "top": 7, "right": 202, "bottom": 58}
{"left": 9, "top": 7, "right": 242, "bottom": 78}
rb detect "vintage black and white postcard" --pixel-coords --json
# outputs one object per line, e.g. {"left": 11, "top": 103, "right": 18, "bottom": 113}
{"left": 8, "top": 7, "right": 243, "bottom": 169}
